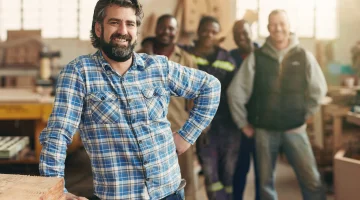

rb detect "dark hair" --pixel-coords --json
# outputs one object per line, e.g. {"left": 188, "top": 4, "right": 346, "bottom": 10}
{"left": 141, "top": 37, "right": 155, "bottom": 46}
{"left": 156, "top": 14, "right": 176, "bottom": 26}
{"left": 197, "top": 16, "right": 220, "bottom": 31}
{"left": 90, "top": 0, "right": 144, "bottom": 48}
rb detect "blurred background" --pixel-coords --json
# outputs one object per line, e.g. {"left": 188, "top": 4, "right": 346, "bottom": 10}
{"left": 0, "top": 0, "right": 360, "bottom": 199}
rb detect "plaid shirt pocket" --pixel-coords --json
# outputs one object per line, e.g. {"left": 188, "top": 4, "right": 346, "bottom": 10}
{"left": 88, "top": 91, "right": 121, "bottom": 124}
{"left": 141, "top": 87, "right": 168, "bottom": 121}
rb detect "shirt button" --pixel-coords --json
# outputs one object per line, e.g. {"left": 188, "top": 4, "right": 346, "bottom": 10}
{"left": 146, "top": 178, "right": 150, "bottom": 181}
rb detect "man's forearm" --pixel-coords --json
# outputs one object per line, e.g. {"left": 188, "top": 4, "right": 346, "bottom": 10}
{"left": 178, "top": 76, "right": 221, "bottom": 144}
{"left": 227, "top": 53, "right": 256, "bottom": 130}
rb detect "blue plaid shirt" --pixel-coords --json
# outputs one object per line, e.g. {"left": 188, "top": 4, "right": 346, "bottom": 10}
{"left": 39, "top": 51, "right": 221, "bottom": 200}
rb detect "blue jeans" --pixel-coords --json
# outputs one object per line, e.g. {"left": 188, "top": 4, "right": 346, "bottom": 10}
{"left": 161, "top": 189, "right": 185, "bottom": 200}
{"left": 93, "top": 189, "right": 184, "bottom": 200}
{"left": 255, "top": 128, "right": 326, "bottom": 200}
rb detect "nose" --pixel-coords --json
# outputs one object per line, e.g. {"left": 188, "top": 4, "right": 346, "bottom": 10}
{"left": 275, "top": 24, "right": 282, "bottom": 32}
{"left": 117, "top": 22, "right": 127, "bottom": 35}
{"left": 205, "top": 31, "right": 214, "bottom": 38}
{"left": 239, "top": 34, "right": 246, "bottom": 40}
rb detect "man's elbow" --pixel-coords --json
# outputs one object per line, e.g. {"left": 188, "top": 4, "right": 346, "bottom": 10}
{"left": 207, "top": 76, "right": 221, "bottom": 94}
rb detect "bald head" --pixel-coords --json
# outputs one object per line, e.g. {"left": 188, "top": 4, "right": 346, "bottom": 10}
{"left": 233, "top": 19, "right": 252, "bottom": 53}
{"left": 268, "top": 9, "right": 290, "bottom": 24}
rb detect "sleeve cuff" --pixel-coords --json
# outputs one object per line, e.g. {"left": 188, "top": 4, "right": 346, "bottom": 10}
{"left": 178, "top": 121, "right": 203, "bottom": 145}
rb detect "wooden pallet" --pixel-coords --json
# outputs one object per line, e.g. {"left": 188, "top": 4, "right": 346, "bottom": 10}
{"left": 0, "top": 136, "right": 29, "bottom": 159}
{"left": 0, "top": 174, "right": 65, "bottom": 200}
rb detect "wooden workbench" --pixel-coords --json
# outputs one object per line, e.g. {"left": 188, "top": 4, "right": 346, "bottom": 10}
{"left": 0, "top": 89, "right": 82, "bottom": 164}
{"left": 347, "top": 111, "right": 360, "bottom": 126}
{"left": 312, "top": 96, "right": 350, "bottom": 154}
{"left": 0, "top": 89, "right": 53, "bottom": 164}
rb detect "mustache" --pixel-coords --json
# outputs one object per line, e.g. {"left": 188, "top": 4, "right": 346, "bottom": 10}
{"left": 110, "top": 33, "right": 132, "bottom": 41}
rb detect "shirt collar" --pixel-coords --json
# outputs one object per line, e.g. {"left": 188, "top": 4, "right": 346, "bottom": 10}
{"left": 172, "top": 46, "right": 182, "bottom": 57}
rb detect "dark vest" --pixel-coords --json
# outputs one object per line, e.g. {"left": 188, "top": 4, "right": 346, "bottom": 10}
{"left": 247, "top": 46, "right": 308, "bottom": 131}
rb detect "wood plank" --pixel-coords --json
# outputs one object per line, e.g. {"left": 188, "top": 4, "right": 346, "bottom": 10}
{"left": 41, "top": 104, "right": 54, "bottom": 122}
{"left": 347, "top": 111, "right": 360, "bottom": 126}
{"left": 0, "top": 104, "right": 42, "bottom": 120}
{"left": 333, "top": 116, "right": 343, "bottom": 154}
{"left": 0, "top": 89, "right": 41, "bottom": 102}
{"left": 0, "top": 174, "right": 65, "bottom": 200}
{"left": 0, "top": 159, "right": 38, "bottom": 165}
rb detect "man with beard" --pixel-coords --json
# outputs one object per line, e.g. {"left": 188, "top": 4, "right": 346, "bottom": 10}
{"left": 229, "top": 19, "right": 260, "bottom": 200}
{"left": 227, "top": 10, "right": 327, "bottom": 200}
{"left": 181, "top": 16, "right": 240, "bottom": 200}
{"left": 138, "top": 14, "right": 198, "bottom": 200}
{"left": 38, "top": 1, "right": 221, "bottom": 200}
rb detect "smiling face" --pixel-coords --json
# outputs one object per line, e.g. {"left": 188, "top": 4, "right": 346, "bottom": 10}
{"left": 197, "top": 21, "right": 220, "bottom": 48}
{"left": 233, "top": 20, "right": 252, "bottom": 53}
{"left": 155, "top": 17, "right": 177, "bottom": 46}
{"left": 267, "top": 11, "right": 290, "bottom": 45}
{"left": 95, "top": 5, "right": 138, "bottom": 62}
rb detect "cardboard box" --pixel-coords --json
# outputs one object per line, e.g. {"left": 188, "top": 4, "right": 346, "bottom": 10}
{"left": 334, "top": 149, "right": 360, "bottom": 200}
{"left": 4, "top": 30, "right": 42, "bottom": 67}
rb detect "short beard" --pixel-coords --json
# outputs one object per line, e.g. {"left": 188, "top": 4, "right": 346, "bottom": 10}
{"left": 100, "top": 32, "right": 136, "bottom": 62}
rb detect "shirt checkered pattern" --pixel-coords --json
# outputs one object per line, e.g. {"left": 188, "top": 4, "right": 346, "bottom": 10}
{"left": 39, "top": 51, "right": 221, "bottom": 200}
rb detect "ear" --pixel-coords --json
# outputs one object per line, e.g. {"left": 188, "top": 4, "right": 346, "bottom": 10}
{"left": 95, "top": 22, "right": 102, "bottom": 38}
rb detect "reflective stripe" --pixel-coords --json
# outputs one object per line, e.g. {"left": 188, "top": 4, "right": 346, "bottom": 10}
{"left": 209, "top": 181, "right": 224, "bottom": 192}
{"left": 224, "top": 185, "right": 233, "bottom": 194}
{"left": 193, "top": 55, "right": 235, "bottom": 72}
{"left": 193, "top": 55, "right": 209, "bottom": 65}
{"left": 212, "top": 60, "right": 235, "bottom": 72}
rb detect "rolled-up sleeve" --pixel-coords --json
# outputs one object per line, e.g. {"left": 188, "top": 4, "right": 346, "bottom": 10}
{"left": 166, "top": 60, "right": 221, "bottom": 144}
{"left": 39, "top": 61, "right": 85, "bottom": 189}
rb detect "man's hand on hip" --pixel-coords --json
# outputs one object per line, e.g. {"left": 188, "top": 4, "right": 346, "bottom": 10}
{"left": 173, "top": 132, "right": 191, "bottom": 155}
{"left": 242, "top": 124, "right": 255, "bottom": 138}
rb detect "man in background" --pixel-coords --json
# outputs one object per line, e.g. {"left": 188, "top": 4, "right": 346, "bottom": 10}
{"left": 229, "top": 19, "right": 260, "bottom": 200}
{"left": 181, "top": 16, "right": 240, "bottom": 200}
{"left": 227, "top": 10, "right": 327, "bottom": 200}
{"left": 138, "top": 14, "right": 198, "bottom": 200}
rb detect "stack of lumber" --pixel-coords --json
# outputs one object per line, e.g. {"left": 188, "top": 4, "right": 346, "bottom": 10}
{"left": 0, "top": 174, "right": 65, "bottom": 200}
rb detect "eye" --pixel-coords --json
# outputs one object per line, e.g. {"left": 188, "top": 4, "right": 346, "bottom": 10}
{"left": 109, "top": 21, "right": 119, "bottom": 25}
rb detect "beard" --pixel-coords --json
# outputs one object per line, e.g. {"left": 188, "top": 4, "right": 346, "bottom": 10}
{"left": 100, "top": 32, "right": 137, "bottom": 62}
